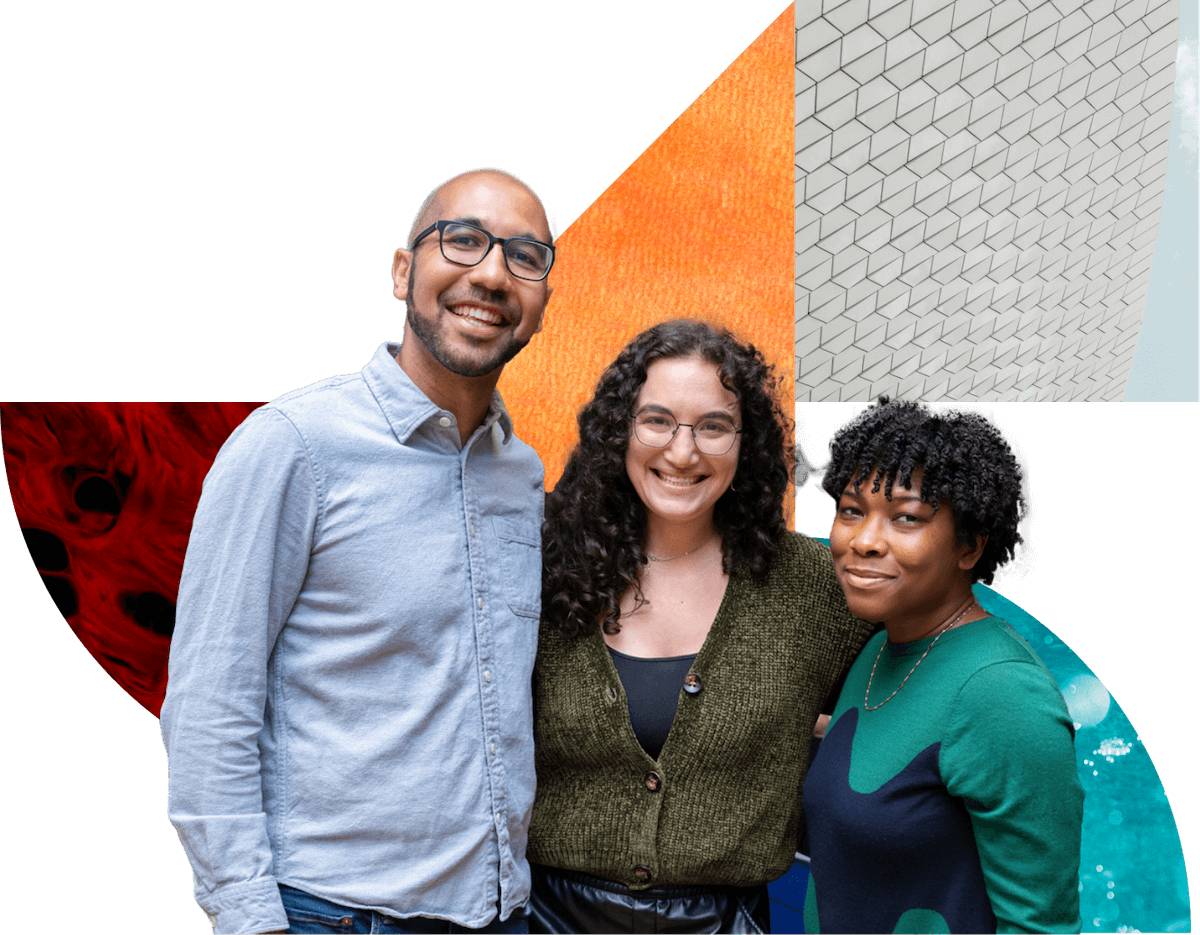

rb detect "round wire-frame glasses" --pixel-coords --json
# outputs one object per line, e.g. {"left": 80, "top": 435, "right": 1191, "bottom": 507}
{"left": 409, "top": 220, "right": 555, "bottom": 281}
{"left": 631, "top": 408, "right": 742, "bottom": 456}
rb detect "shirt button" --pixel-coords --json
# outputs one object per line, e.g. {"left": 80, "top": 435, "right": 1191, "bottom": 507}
{"left": 478, "top": 597, "right": 483, "bottom": 610}
{"left": 644, "top": 771, "right": 661, "bottom": 792}
{"left": 484, "top": 670, "right": 492, "bottom": 683}
{"left": 491, "top": 743, "right": 496, "bottom": 755}
{"left": 683, "top": 672, "right": 702, "bottom": 694}
{"left": 438, "top": 416, "right": 452, "bottom": 428}
{"left": 633, "top": 865, "right": 652, "bottom": 883}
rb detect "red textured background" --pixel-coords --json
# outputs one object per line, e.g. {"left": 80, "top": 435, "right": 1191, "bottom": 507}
{"left": 1, "top": 403, "right": 261, "bottom": 714}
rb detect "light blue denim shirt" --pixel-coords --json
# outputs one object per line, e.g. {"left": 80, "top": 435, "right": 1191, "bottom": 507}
{"left": 161, "top": 343, "right": 543, "bottom": 934}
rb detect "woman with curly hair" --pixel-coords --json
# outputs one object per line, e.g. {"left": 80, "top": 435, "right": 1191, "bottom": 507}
{"left": 526, "top": 320, "right": 876, "bottom": 933}
{"left": 803, "top": 399, "right": 1084, "bottom": 934}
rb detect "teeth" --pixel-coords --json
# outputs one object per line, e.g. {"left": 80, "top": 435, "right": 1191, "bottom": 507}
{"left": 655, "top": 471, "right": 703, "bottom": 488}
{"left": 452, "top": 304, "right": 504, "bottom": 325}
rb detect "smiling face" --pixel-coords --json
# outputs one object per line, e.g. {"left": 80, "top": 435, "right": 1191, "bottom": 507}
{"left": 830, "top": 469, "right": 984, "bottom": 639}
{"left": 624, "top": 356, "right": 741, "bottom": 533}
{"left": 392, "top": 171, "right": 552, "bottom": 379}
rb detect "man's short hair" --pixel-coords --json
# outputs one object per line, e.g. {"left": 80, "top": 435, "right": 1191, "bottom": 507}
{"left": 407, "top": 169, "right": 556, "bottom": 246}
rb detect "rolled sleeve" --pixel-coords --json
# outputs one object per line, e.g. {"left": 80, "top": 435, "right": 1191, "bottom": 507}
{"left": 161, "top": 408, "right": 319, "bottom": 933}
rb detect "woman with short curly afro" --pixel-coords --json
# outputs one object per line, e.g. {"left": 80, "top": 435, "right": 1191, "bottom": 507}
{"left": 820, "top": 398, "right": 1025, "bottom": 586}
{"left": 803, "top": 399, "right": 1084, "bottom": 934}
{"left": 527, "top": 320, "right": 876, "bottom": 934}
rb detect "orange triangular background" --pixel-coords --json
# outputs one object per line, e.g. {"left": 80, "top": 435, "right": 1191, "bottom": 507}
{"left": 500, "top": 5, "right": 794, "bottom": 489}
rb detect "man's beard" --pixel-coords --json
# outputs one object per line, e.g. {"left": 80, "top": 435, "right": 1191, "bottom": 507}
{"left": 405, "top": 263, "right": 529, "bottom": 378}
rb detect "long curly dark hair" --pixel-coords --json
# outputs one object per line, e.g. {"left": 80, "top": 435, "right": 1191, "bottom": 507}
{"left": 542, "top": 320, "right": 795, "bottom": 637}
{"left": 820, "top": 398, "right": 1024, "bottom": 585}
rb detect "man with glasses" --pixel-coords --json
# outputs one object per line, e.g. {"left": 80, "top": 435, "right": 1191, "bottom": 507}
{"left": 162, "top": 170, "right": 555, "bottom": 934}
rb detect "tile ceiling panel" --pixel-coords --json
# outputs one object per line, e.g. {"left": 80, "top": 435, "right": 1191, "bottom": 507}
{"left": 795, "top": 0, "right": 1179, "bottom": 400}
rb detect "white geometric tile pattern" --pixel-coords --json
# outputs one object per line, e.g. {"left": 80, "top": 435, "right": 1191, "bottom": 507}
{"left": 795, "top": 0, "right": 1180, "bottom": 400}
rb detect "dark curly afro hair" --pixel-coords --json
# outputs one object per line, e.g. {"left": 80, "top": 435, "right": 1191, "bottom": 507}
{"left": 543, "top": 320, "right": 795, "bottom": 637}
{"left": 820, "top": 398, "right": 1024, "bottom": 585}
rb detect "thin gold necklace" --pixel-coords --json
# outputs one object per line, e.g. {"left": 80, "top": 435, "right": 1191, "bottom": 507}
{"left": 863, "top": 598, "right": 977, "bottom": 711}
{"left": 646, "top": 532, "right": 717, "bottom": 563}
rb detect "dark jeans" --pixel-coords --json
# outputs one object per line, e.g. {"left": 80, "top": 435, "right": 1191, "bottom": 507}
{"left": 278, "top": 885, "right": 530, "bottom": 934}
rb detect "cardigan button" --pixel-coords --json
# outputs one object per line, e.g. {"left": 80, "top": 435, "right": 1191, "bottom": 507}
{"left": 633, "top": 865, "right": 652, "bottom": 882}
{"left": 644, "top": 771, "right": 661, "bottom": 792}
{"left": 605, "top": 686, "right": 618, "bottom": 703}
{"left": 683, "top": 672, "right": 702, "bottom": 694}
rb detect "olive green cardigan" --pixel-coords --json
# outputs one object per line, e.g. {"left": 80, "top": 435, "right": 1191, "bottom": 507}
{"left": 528, "top": 532, "right": 876, "bottom": 891}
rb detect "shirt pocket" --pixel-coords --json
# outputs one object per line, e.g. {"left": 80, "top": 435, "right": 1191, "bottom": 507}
{"left": 492, "top": 517, "right": 541, "bottom": 619}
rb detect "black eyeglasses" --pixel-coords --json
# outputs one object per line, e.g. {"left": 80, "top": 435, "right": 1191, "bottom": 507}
{"left": 409, "top": 220, "right": 555, "bottom": 282}
{"left": 632, "top": 408, "right": 742, "bottom": 456}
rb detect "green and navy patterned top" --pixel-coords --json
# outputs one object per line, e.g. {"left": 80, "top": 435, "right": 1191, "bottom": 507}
{"left": 804, "top": 615, "right": 1084, "bottom": 933}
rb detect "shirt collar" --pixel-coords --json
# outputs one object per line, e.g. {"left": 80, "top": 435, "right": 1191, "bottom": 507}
{"left": 363, "top": 341, "right": 515, "bottom": 446}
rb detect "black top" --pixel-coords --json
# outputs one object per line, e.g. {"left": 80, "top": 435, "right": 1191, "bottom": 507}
{"left": 608, "top": 647, "right": 697, "bottom": 760}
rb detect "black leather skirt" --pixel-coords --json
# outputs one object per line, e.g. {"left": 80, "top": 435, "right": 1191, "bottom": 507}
{"left": 528, "top": 863, "right": 770, "bottom": 934}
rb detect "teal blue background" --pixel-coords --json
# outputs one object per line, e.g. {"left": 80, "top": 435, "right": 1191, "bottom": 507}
{"left": 768, "top": 581, "right": 1191, "bottom": 933}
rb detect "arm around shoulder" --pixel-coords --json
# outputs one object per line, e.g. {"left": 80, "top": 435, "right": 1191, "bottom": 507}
{"left": 160, "top": 408, "right": 317, "bottom": 934}
{"left": 786, "top": 532, "right": 879, "bottom": 655}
